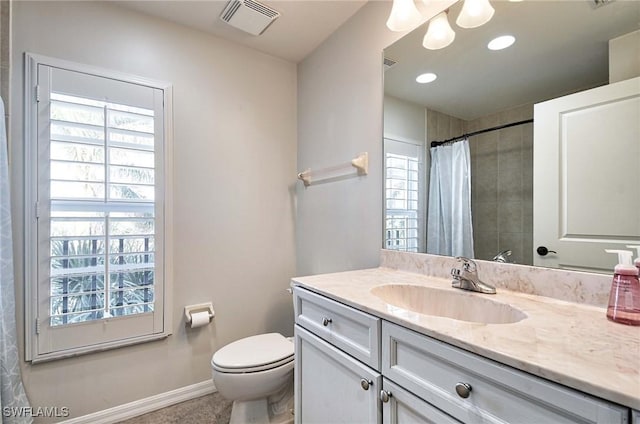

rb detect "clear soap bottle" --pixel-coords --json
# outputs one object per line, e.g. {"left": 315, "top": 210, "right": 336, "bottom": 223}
{"left": 605, "top": 250, "right": 640, "bottom": 326}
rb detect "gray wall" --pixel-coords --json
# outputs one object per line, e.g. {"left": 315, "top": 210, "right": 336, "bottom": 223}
{"left": 1, "top": 0, "right": 9, "bottom": 120}
{"left": 296, "top": 1, "right": 455, "bottom": 276}
{"left": 11, "top": 1, "right": 296, "bottom": 420}
{"left": 384, "top": 95, "right": 426, "bottom": 144}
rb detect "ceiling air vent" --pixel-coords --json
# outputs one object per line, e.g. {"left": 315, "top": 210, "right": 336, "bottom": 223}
{"left": 384, "top": 57, "right": 398, "bottom": 71}
{"left": 220, "top": 0, "right": 281, "bottom": 36}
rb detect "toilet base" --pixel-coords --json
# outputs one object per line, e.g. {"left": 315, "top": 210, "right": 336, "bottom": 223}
{"left": 229, "top": 399, "right": 293, "bottom": 424}
{"left": 228, "top": 382, "right": 294, "bottom": 424}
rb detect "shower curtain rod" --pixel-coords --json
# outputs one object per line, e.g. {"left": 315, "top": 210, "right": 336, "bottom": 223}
{"left": 430, "top": 118, "right": 533, "bottom": 148}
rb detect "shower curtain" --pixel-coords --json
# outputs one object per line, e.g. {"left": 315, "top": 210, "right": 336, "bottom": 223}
{"left": 0, "top": 96, "right": 32, "bottom": 424}
{"left": 426, "top": 139, "right": 474, "bottom": 258}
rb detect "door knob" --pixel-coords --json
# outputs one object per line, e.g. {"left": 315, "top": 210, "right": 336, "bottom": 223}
{"left": 322, "top": 317, "right": 332, "bottom": 326}
{"left": 536, "top": 246, "right": 557, "bottom": 256}
{"left": 360, "top": 379, "right": 373, "bottom": 391}
{"left": 380, "top": 390, "right": 392, "bottom": 403}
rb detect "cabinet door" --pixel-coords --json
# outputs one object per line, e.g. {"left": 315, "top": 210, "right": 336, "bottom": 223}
{"left": 381, "top": 378, "right": 461, "bottom": 424}
{"left": 295, "top": 325, "right": 381, "bottom": 424}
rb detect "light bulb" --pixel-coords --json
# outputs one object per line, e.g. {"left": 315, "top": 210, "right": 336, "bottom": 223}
{"left": 456, "top": 0, "right": 495, "bottom": 29}
{"left": 422, "top": 12, "right": 455, "bottom": 50}
{"left": 488, "top": 35, "right": 515, "bottom": 50}
{"left": 386, "top": 0, "right": 422, "bottom": 32}
{"left": 416, "top": 73, "right": 437, "bottom": 83}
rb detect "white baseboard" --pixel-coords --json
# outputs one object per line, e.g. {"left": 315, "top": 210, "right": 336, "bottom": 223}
{"left": 59, "top": 380, "right": 216, "bottom": 424}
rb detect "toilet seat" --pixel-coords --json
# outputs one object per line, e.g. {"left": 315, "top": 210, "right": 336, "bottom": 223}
{"left": 212, "top": 333, "right": 294, "bottom": 373}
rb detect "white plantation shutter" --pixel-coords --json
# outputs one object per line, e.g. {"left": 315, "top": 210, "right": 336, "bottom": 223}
{"left": 25, "top": 55, "right": 172, "bottom": 361}
{"left": 384, "top": 139, "right": 425, "bottom": 252}
{"left": 48, "top": 92, "right": 156, "bottom": 325}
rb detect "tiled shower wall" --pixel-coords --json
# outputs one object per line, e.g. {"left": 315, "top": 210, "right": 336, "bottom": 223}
{"left": 467, "top": 105, "right": 534, "bottom": 265}
{"left": 426, "top": 105, "right": 534, "bottom": 266}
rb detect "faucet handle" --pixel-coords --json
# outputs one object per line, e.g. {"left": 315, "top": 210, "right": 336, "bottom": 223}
{"left": 455, "top": 256, "right": 477, "bottom": 273}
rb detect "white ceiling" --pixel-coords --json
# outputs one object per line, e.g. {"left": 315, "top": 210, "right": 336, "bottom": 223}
{"left": 384, "top": 0, "right": 640, "bottom": 121}
{"left": 114, "top": 0, "right": 368, "bottom": 63}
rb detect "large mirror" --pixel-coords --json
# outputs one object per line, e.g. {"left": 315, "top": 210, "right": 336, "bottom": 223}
{"left": 383, "top": 0, "right": 640, "bottom": 273}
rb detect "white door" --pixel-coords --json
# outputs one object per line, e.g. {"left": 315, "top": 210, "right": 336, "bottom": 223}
{"left": 294, "top": 325, "right": 382, "bottom": 424}
{"left": 533, "top": 77, "right": 640, "bottom": 272}
{"left": 381, "top": 378, "right": 461, "bottom": 424}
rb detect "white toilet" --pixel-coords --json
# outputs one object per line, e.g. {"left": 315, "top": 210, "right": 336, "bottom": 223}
{"left": 211, "top": 333, "right": 294, "bottom": 424}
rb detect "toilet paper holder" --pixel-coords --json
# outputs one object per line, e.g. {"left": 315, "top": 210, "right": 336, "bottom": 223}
{"left": 184, "top": 302, "right": 215, "bottom": 325}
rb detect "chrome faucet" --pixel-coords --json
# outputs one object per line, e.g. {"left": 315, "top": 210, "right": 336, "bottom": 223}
{"left": 451, "top": 257, "right": 496, "bottom": 294}
{"left": 492, "top": 249, "right": 513, "bottom": 263}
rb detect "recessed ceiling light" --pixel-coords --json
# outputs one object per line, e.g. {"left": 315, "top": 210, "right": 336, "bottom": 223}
{"left": 488, "top": 35, "right": 516, "bottom": 50}
{"left": 416, "top": 73, "right": 437, "bottom": 84}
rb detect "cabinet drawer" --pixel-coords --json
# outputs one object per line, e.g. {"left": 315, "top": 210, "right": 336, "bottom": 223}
{"left": 293, "top": 286, "right": 380, "bottom": 370}
{"left": 382, "top": 321, "right": 629, "bottom": 424}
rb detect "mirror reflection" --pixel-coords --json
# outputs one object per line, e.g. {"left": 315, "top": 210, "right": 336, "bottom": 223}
{"left": 383, "top": 0, "right": 640, "bottom": 272}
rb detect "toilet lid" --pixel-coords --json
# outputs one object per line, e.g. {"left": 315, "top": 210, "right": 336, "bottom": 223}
{"left": 212, "top": 333, "right": 294, "bottom": 371}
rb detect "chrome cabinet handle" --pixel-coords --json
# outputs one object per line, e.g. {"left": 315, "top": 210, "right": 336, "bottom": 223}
{"left": 322, "top": 317, "right": 332, "bottom": 326}
{"left": 360, "top": 379, "right": 373, "bottom": 391}
{"left": 380, "top": 390, "right": 392, "bottom": 403}
{"left": 455, "top": 382, "right": 472, "bottom": 398}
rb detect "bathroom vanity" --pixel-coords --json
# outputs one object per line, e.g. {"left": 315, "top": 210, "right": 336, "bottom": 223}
{"left": 291, "top": 255, "right": 640, "bottom": 423}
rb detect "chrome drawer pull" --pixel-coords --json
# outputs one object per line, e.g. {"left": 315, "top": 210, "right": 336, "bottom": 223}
{"left": 455, "top": 382, "right": 472, "bottom": 398}
{"left": 322, "top": 317, "right": 332, "bottom": 326}
{"left": 360, "top": 379, "right": 373, "bottom": 391}
{"left": 380, "top": 390, "right": 392, "bottom": 403}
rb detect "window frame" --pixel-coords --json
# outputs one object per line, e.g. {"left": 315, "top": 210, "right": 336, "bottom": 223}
{"left": 383, "top": 137, "right": 426, "bottom": 253}
{"left": 24, "top": 53, "right": 174, "bottom": 362}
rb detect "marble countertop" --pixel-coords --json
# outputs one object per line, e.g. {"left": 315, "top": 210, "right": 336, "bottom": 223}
{"left": 291, "top": 267, "right": 640, "bottom": 410}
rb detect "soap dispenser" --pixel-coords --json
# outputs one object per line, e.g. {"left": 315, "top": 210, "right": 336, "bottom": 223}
{"left": 604, "top": 249, "right": 640, "bottom": 326}
{"left": 626, "top": 245, "right": 640, "bottom": 274}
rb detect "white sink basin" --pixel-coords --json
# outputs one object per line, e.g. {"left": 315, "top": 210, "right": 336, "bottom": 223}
{"left": 371, "top": 284, "right": 527, "bottom": 324}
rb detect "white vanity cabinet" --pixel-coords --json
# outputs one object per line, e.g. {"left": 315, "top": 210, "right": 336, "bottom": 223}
{"left": 293, "top": 286, "right": 632, "bottom": 424}
{"left": 293, "top": 287, "right": 382, "bottom": 424}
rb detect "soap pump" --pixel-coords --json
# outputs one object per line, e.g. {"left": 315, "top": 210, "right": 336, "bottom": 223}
{"left": 604, "top": 249, "right": 640, "bottom": 326}
{"left": 626, "top": 245, "right": 640, "bottom": 274}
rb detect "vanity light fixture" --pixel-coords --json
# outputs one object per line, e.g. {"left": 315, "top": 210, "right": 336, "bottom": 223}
{"left": 386, "top": 0, "right": 498, "bottom": 51}
{"left": 488, "top": 35, "right": 516, "bottom": 50}
{"left": 456, "top": 0, "right": 495, "bottom": 28}
{"left": 416, "top": 72, "right": 437, "bottom": 83}
{"left": 423, "top": 11, "right": 456, "bottom": 50}
{"left": 386, "top": 0, "right": 423, "bottom": 32}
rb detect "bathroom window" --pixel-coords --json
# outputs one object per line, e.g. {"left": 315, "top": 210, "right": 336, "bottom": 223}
{"left": 384, "top": 138, "right": 425, "bottom": 252}
{"left": 24, "top": 54, "right": 173, "bottom": 361}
